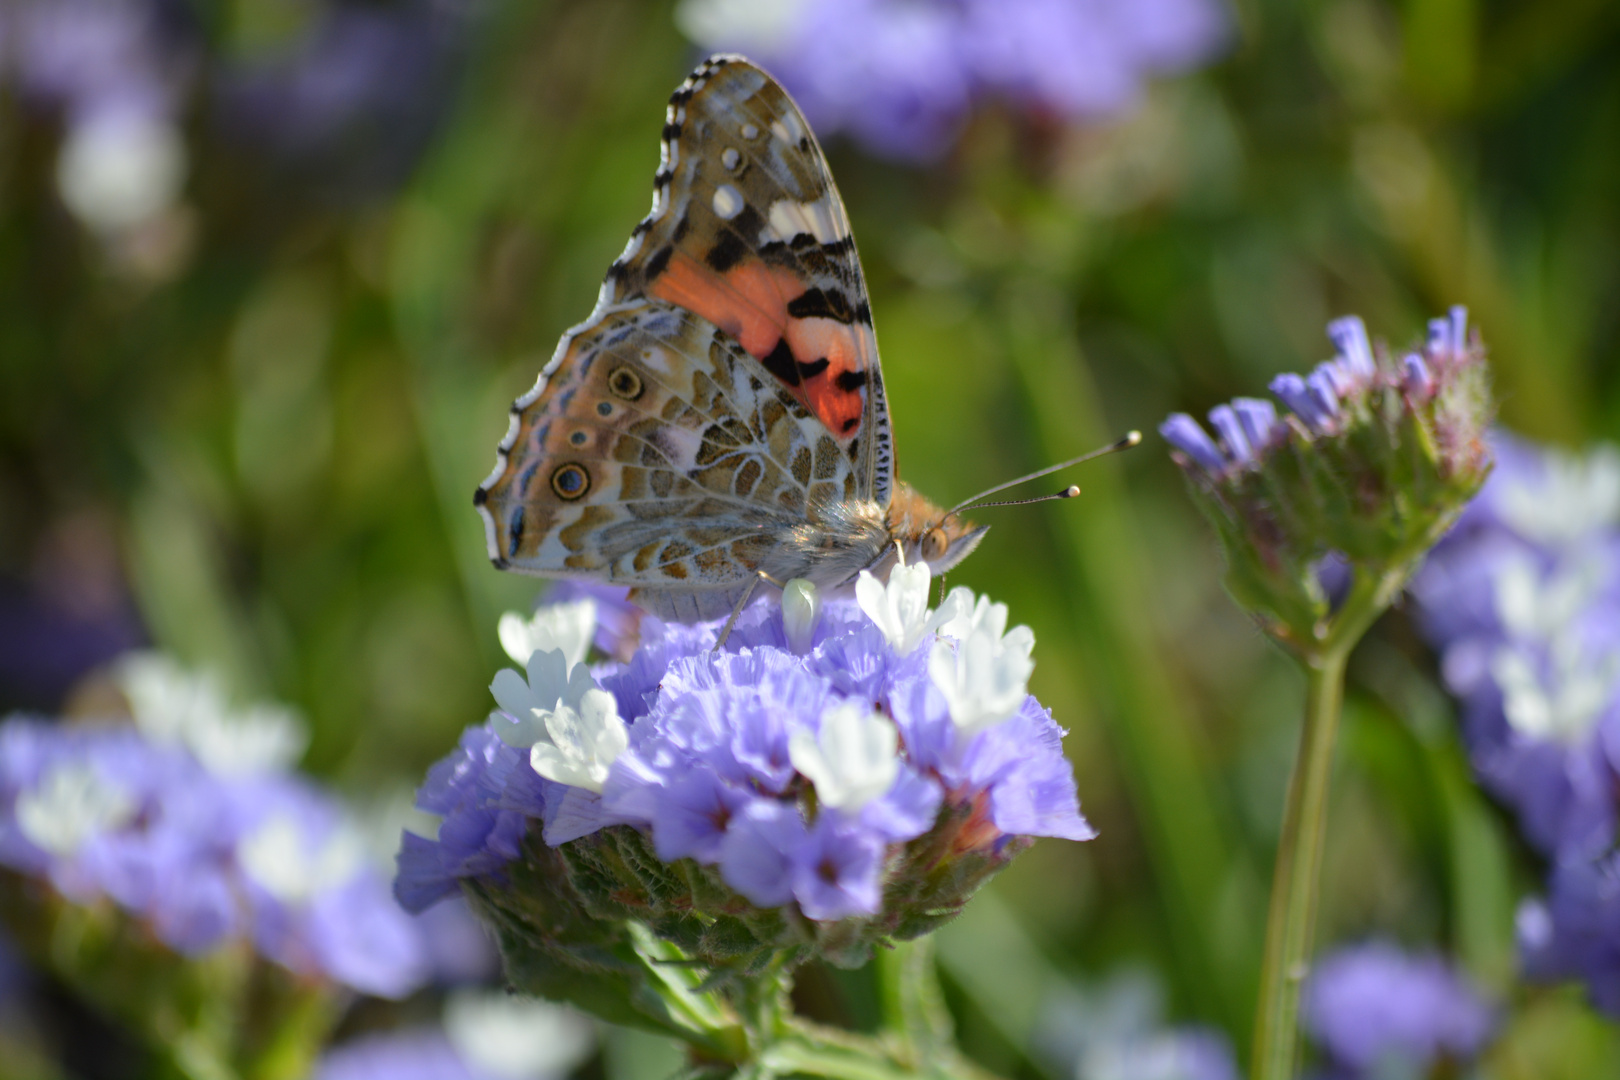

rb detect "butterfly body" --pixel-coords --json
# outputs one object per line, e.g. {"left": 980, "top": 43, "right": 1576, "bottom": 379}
{"left": 477, "top": 55, "right": 984, "bottom": 620}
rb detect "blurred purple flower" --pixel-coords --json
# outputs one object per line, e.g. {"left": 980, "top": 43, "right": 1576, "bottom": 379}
{"left": 217, "top": 0, "right": 472, "bottom": 201}
{"left": 677, "top": 0, "right": 1228, "bottom": 161}
{"left": 398, "top": 587, "right": 1090, "bottom": 922}
{"left": 315, "top": 1030, "right": 486, "bottom": 1080}
{"left": 0, "top": 705, "right": 427, "bottom": 998}
{"left": 1518, "top": 852, "right": 1620, "bottom": 1017}
{"left": 1304, "top": 942, "right": 1494, "bottom": 1075}
{"left": 1410, "top": 432, "right": 1620, "bottom": 859}
{"left": 3, "top": 0, "right": 193, "bottom": 127}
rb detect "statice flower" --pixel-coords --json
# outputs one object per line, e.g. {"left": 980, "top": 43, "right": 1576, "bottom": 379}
{"left": 1410, "top": 433, "right": 1620, "bottom": 1015}
{"left": 674, "top": 0, "right": 1228, "bottom": 161}
{"left": 1410, "top": 434, "right": 1620, "bottom": 857}
{"left": 1162, "top": 308, "right": 1491, "bottom": 650}
{"left": 1304, "top": 943, "right": 1494, "bottom": 1077}
{"left": 397, "top": 568, "right": 1091, "bottom": 1017}
{"left": 0, "top": 659, "right": 426, "bottom": 1000}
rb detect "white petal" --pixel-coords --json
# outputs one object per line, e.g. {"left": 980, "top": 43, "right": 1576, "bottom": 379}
{"left": 490, "top": 668, "right": 537, "bottom": 718}
{"left": 523, "top": 649, "right": 571, "bottom": 711}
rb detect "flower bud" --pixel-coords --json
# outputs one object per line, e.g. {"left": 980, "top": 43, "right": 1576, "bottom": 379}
{"left": 781, "top": 578, "right": 821, "bottom": 654}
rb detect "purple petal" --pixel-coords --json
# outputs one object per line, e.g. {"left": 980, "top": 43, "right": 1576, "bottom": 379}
{"left": 718, "top": 800, "right": 803, "bottom": 907}
{"left": 1327, "top": 315, "right": 1376, "bottom": 381}
{"left": 1206, "top": 404, "right": 1252, "bottom": 464}
{"left": 1159, "top": 413, "right": 1227, "bottom": 472}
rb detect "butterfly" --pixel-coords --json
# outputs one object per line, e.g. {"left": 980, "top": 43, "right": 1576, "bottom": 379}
{"left": 474, "top": 54, "right": 986, "bottom": 623}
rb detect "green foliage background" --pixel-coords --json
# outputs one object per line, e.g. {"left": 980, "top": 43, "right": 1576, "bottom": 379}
{"left": 3, "top": 0, "right": 1619, "bottom": 1074}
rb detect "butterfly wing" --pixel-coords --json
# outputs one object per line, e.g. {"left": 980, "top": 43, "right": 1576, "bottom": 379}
{"left": 476, "top": 298, "right": 860, "bottom": 617}
{"left": 601, "top": 55, "right": 895, "bottom": 507}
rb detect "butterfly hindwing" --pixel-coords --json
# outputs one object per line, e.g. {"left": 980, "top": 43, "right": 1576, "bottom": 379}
{"left": 476, "top": 298, "right": 859, "bottom": 608}
{"left": 602, "top": 55, "right": 894, "bottom": 506}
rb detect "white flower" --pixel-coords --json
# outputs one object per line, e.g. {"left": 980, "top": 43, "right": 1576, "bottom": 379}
{"left": 239, "top": 814, "right": 366, "bottom": 903}
{"left": 489, "top": 648, "right": 598, "bottom": 749}
{"left": 498, "top": 599, "right": 597, "bottom": 668}
{"left": 1492, "top": 637, "right": 1620, "bottom": 745}
{"left": 528, "top": 688, "right": 628, "bottom": 794}
{"left": 937, "top": 586, "right": 1023, "bottom": 645}
{"left": 443, "top": 989, "right": 595, "bottom": 1080}
{"left": 782, "top": 577, "right": 822, "bottom": 654}
{"left": 855, "top": 558, "right": 966, "bottom": 655}
{"left": 1497, "top": 444, "right": 1620, "bottom": 545}
{"left": 117, "top": 653, "right": 308, "bottom": 775}
{"left": 1486, "top": 552, "right": 1620, "bottom": 744}
{"left": 675, "top": 0, "right": 808, "bottom": 54}
{"left": 929, "top": 622, "right": 1036, "bottom": 739}
{"left": 789, "top": 701, "right": 900, "bottom": 811}
{"left": 16, "top": 762, "right": 136, "bottom": 857}
{"left": 57, "top": 111, "right": 186, "bottom": 234}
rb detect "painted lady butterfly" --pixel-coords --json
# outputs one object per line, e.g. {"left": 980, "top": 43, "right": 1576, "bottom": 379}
{"left": 475, "top": 54, "right": 986, "bottom": 622}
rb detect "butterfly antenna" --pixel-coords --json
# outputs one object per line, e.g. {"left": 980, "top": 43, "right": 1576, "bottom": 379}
{"left": 945, "top": 431, "right": 1141, "bottom": 518}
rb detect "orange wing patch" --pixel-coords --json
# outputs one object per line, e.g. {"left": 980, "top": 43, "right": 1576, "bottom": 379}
{"left": 649, "top": 249, "right": 870, "bottom": 439}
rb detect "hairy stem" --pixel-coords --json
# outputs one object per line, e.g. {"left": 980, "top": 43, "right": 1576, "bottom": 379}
{"left": 1250, "top": 569, "right": 1399, "bottom": 1080}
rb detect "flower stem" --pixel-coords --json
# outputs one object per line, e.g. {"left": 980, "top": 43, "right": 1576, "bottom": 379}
{"left": 1250, "top": 646, "right": 1346, "bottom": 1080}
{"left": 876, "top": 938, "right": 954, "bottom": 1066}
{"left": 1250, "top": 568, "right": 1400, "bottom": 1080}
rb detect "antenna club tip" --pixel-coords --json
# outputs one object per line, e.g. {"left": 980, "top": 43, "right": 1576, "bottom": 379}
{"left": 1062, "top": 485, "right": 1081, "bottom": 498}
{"left": 1123, "top": 430, "right": 1143, "bottom": 447}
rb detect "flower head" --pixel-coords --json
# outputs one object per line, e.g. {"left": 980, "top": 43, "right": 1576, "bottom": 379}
{"left": 397, "top": 578, "right": 1089, "bottom": 998}
{"left": 1162, "top": 307, "right": 1492, "bottom": 650}
{"left": 0, "top": 662, "right": 428, "bottom": 1000}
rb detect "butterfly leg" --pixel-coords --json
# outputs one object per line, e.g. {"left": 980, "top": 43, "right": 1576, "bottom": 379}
{"left": 712, "top": 571, "right": 787, "bottom": 651}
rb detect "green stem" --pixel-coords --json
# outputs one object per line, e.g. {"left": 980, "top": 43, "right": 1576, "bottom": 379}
{"left": 876, "top": 938, "right": 954, "bottom": 1067}
{"left": 1249, "top": 647, "right": 1346, "bottom": 1080}
{"left": 1250, "top": 570, "right": 1403, "bottom": 1080}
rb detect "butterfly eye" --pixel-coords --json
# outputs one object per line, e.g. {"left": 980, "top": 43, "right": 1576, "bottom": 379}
{"left": 551, "top": 464, "right": 590, "bottom": 500}
{"left": 920, "top": 527, "right": 949, "bottom": 564}
{"left": 608, "top": 367, "right": 644, "bottom": 400}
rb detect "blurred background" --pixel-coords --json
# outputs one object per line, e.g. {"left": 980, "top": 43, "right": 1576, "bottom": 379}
{"left": 2, "top": 0, "right": 1618, "bottom": 1075}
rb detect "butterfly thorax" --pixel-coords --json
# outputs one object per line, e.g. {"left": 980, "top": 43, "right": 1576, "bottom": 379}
{"left": 766, "top": 482, "right": 986, "bottom": 589}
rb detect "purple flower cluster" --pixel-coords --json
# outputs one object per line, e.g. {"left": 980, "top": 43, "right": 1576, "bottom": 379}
{"left": 0, "top": 718, "right": 426, "bottom": 998}
{"left": 1304, "top": 943, "right": 1494, "bottom": 1076}
{"left": 1410, "top": 432, "right": 1620, "bottom": 1013}
{"left": 1162, "top": 309, "right": 1469, "bottom": 478}
{"left": 397, "top": 587, "right": 1091, "bottom": 925}
{"left": 676, "top": 0, "right": 1228, "bottom": 161}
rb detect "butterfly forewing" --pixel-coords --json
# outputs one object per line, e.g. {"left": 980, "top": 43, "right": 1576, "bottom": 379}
{"left": 603, "top": 55, "right": 894, "bottom": 506}
{"left": 478, "top": 299, "right": 858, "bottom": 600}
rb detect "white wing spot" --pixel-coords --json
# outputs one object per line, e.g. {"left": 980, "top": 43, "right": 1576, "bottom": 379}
{"left": 712, "top": 184, "right": 744, "bottom": 220}
{"left": 721, "top": 147, "right": 740, "bottom": 170}
{"left": 767, "top": 196, "right": 846, "bottom": 245}
{"left": 741, "top": 123, "right": 759, "bottom": 139}
{"left": 770, "top": 121, "right": 792, "bottom": 144}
